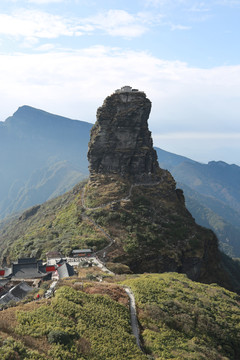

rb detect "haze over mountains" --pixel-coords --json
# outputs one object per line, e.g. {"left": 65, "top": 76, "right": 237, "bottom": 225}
{"left": 0, "top": 106, "right": 91, "bottom": 219}
{"left": 156, "top": 148, "right": 240, "bottom": 257}
{"left": 0, "top": 105, "right": 240, "bottom": 257}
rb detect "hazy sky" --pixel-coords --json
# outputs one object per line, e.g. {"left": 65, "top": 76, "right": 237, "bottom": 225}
{"left": 0, "top": 0, "right": 240, "bottom": 165}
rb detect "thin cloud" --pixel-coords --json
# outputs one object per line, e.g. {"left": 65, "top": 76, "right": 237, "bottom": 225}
{"left": 0, "top": 47, "right": 240, "bottom": 164}
{"left": 216, "top": 0, "right": 240, "bottom": 6}
{"left": 154, "top": 132, "right": 240, "bottom": 139}
{"left": 170, "top": 23, "right": 191, "bottom": 30}
{"left": 0, "top": 46, "right": 240, "bottom": 128}
{"left": 6, "top": 0, "right": 65, "bottom": 3}
{"left": 144, "top": 1, "right": 211, "bottom": 27}
{"left": 0, "top": 9, "right": 77, "bottom": 39}
{"left": 28, "top": 0, "right": 64, "bottom": 3}
{"left": 187, "top": 3, "right": 210, "bottom": 12}
{"left": 81, "top": 10, "right": 150, "bottom": 38}
{"left": 0, "top": 8, "right": 156, "bottom": 42}
{"left": 144, "top": 0, "right": 169, "bottom": 7}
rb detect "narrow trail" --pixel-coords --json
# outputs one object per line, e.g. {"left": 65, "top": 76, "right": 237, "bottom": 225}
{"left": 81, "top": 181, "right": 161, "bottom": 211}
{"left": 81, "top": 213, "right": 115, "bottom": 258}
{"left": 80, "top": 181, "right": 162, "bottom": 354}
{"left": 124, "top": 286, "right": 143, "bottom": 350}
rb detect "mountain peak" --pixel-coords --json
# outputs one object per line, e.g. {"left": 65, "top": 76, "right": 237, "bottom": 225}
{"left": 208, "top": 160, "right": 228, "bottom": 167}
{"left": 12, "top": 105, "right": 46, "bottom": 119}
{"left": 5, "top": 105, "right": 82, "bottom": 131}
{"left": 88, "top": 87, "right": 160, "bottom": 182}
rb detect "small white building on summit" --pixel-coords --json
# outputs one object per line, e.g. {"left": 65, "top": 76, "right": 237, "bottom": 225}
{"left": 115, "top": 86, "right": 144, "bottom": 93}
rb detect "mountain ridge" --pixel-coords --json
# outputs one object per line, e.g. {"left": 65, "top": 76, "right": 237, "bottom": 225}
{"left": 0, "top": 105, "right": 92, "bottom": 219}
{"left": 0, "top": 104, "right": 239, "bottom": 258}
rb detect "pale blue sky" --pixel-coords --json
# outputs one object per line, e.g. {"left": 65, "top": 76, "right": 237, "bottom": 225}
{"left": 0, "top": 0, "right": 240, "bottom": 164}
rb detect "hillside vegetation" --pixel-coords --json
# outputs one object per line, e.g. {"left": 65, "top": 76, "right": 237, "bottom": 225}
{"left": 0, "top": 176, "right": 131, "bottom": 263}
{"left": 122, "top": 273, "right": 240, "bottom": 360}
{"left": 0, "top": 181, "right": 109, "bottom": 263}
{"left": 1, "top": 174, "right": 240, "bottom": 293}
{"left": 0, "top": 274, "right": 240, "bottom": 359}
{"left": 0, "top": 282, "right": 145, "bottom": 360}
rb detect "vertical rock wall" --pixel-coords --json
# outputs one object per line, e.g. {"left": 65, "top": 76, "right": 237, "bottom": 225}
{"left": 88, "top": 89, "right": 160, "bottom": 182}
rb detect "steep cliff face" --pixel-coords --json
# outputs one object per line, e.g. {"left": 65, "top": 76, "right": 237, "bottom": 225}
{"left": 88, "top": 89, "right": 160, "bottom": 182}
{"left": 85, "top": 87, "right": 230, "bottom": 288}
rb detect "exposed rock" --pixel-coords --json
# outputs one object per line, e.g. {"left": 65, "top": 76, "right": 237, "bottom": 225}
{"left": 86, "top": 86, "right": 232, "bottom": 290}
{"left": 88, "top": 87, "right": 161, "bottom": 182}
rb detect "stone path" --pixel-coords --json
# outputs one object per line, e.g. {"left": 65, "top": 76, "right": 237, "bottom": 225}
{"left": 79, "top": 181, "right": 165, "bottom": 355}
{"left": 124, "top": 286, "right": 142, "bottom": 350}
{"left": 81, "top": 213, "right": 115, "bottom": 259}
{"left": 44, "top": 280, "right": 58, "bottom": 298}
{"left": 81, "top": 181, "right": 161, "bottom": 211}
{"left": 91, "top": 257, "right": 115, "bottom": 275}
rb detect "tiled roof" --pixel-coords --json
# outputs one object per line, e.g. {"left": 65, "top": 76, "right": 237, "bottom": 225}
{"left": 57, "top": 263, "right": 74, "bottom": 279}
{"left": 0, "top": 279, "right": 9, "bottom": 287}
{"left": 17, "top": 258, "right": 37, "bottom": 264}
{"left": 0, "top": 281, "right": 32, "bottom": 304}
{"left": 12, "top": 263, "right": 47, "bottom": 279}
{"left": 72, "top": 249, "right": 92, "bottom": 254}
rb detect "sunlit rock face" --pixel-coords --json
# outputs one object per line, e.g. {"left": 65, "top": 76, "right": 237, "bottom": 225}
{"left": 88, "top": 87, "right": 160, "bottom": 182}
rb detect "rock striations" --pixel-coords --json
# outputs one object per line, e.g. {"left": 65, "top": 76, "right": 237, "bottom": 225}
{"left": 88, "top": 87, "right": 160, "bottom": 182}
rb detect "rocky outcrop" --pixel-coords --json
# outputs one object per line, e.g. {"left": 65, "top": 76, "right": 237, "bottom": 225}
{"left": 88, "top": 88, "right": 160, "bottom": 182}
{"left": 86, "top": 86, "right": 234, "bottom": 291}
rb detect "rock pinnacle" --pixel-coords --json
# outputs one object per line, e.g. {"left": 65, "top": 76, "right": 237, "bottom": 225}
{"left": 88, "top": 86, "right": 160, "bottom": 182}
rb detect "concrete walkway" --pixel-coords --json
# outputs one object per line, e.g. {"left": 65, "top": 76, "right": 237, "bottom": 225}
{"left": 44, "top": 280, "right": 58, "bottom": 298}
{"left": 124, "top": 286, "right": 142, "bottom": 350}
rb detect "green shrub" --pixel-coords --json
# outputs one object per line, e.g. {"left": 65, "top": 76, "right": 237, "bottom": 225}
{"left": 0, "top": 337, "right": 45, "bottom": 360}
{"left": 48, "top": 330, "right": 71, "bottom": 345}
{"left": 106, "top": 262, "right": 132, "bottom": 274}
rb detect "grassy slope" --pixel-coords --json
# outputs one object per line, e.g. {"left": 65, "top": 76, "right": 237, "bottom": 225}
{"left": 0, "top": 181, "right": 108, "bottom": 263}
{"left": 0, "top": 174, "right": 238, "bottom": 292}
{"left": 0, "top": 173, "right": 199, "bottom": 266}
{"left": 122, "top": 273, "right": 240, "bottom": 360}
{"left": 0, "top": 274, "right": 240, "bottom": 359}
{"left": 0, "top": 281, "right": 145, "bottom": 360}
{"left": 84, "top": 174, "right": 230, "bottom": 289}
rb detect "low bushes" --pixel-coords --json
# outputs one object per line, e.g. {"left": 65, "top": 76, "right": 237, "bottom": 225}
{"left": 122, "top": 273, "right": 240, "bottom": 360}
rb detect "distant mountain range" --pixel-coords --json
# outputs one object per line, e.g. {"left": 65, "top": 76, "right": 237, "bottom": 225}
{"left": 0, "top": 105, "right": 239, "bottom": 257}
{"left": 0, "top": 106, "right": 91, "bottom": 219}
{"left": 156, "top": 148, "right": 240, "bottom": 257}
